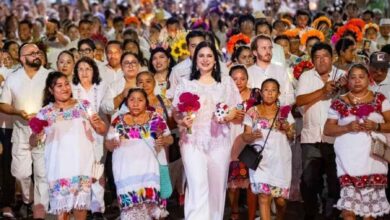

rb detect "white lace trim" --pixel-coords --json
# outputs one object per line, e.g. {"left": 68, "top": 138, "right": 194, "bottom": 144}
{"left": 336, "top": 186, "right": 390, "bottom": 217}
{"left": 120, "top": 204, "right": 168, "bottom": 220}
{"left": 49, "top": 192, "right": 91, "bottom": 214}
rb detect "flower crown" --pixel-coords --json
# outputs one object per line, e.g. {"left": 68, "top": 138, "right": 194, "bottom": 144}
{"left": 283, "top": 28, "right": 300, "bottom": 38}
{"left": 226, "top": 33, "right": 251, "bottom": 54}
{"left": 312, "top": 16, "right": 332, "bottom": 29}
{"left": 346, "top": 18, "right": 366, "bottom": 31}
{"left": 332, "top": 23, "right": 363, "bottom": 44}
{"left": 125, "top": 16, "right": 141, "bottom": 27}
{"left": 364, "top": 23, "right": 379, "bottom": 33}
{"left": 300, "top": 29, "right": 325, "bottom": 45}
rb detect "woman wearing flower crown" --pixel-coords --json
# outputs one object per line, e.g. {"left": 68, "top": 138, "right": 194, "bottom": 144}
{"left": 172, "top": 41, "right": 243, "bottom": 219}
{"left": 105, "top": 88, "right": 173, "bottom": 220}
{"left": 242, "top": 78, "right": 294, "bottom": 220}
{"left": 29, "top": 71, "right": 107, "bottom": 219}
{"left": 324, "top": 64, "right": 390, "bottom": 219}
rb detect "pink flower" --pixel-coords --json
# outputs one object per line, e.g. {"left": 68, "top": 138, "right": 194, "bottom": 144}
{"left": 279, "top": 105, "right": 292, "bottom": 120}
{"left": 29, "top": 117, "right": 49, "bottom": 134}
{"left": 356, "top": 104, "right": 375, "bottom": 119}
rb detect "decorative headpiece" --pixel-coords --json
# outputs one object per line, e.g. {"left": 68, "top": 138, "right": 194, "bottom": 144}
{"left": 226, "top": 33, "right": 251, "bottom": 54}
{"left": 300, "top": 29, "right": 325, "bottom": 45}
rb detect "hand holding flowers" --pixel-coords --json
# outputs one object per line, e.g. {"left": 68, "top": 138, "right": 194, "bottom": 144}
{"left": 28, "top": 117, "right": 48, "bottom": 148}
{"left": 177, "top": 92, "right": 200, "bottom": 134}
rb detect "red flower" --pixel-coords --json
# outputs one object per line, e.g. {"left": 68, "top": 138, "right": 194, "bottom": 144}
{"left": 226, "top": 33, "right": 251, "bottom": 54}
{"left": 245, "top": 98, "right": 256, "bottom": 111}
{"left": 29, "top": 117, "right": 48, "bottom": 134}
{"left": 279, "top": 105, "right": 292, "bottom": 120}
{"left": 177, "top": 92, "right": 201, "bottom": 113}
{"left": 293, "top": 61, "right": 314, "bottom": 80}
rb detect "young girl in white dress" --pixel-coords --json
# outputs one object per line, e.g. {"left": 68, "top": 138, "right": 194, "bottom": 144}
{"left": 242, "top": 78, "right": 295, "bottom": 220}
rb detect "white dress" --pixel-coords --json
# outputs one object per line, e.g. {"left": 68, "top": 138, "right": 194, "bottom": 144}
{"left": 37, "top": 100, "right": 95, "bottom": 214}
{"left": 111, "top": 111, "right": 170, "bottom": 220}
{"left": 243, "top": 106, "right": 294, "bottom": 198}
{"left": 328, "top": 93, "right": 390, "bottom": 217}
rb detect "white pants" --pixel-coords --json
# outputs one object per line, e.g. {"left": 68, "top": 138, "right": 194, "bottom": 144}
{"left": 181, "top": 145, "right": 231, "bottom": 220}
{"left": 11, "top": 143, "right": 49, "bottom": 209}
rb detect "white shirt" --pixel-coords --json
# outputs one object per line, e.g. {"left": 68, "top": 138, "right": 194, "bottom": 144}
{"left": 296, "top": 66, "right": 344, "bottom": 144}
{"left": 0, "top": 67, "right": 15, "bottom": 128}
{"left": 376, "top": 35, "right": 390, "bottom": 50}
{"left": 98, "top": 64, "right": 123, "bottom": 86}
{"left": 247, "top": 63, "right": 295, "bottom": 105}
{"left": 370, "top": 69, "right": 390, "bottom": 99}
{"left": 272, "top": 43, "right": 287, "bottom": 67}
{"left": 0, "top": 67, "right": 49, "bottom": 143}
{"left": 167, "top": 58, "right": 230, "bottom": 99}
{"left": 100, "top": 77, "right": 126, "bottom": 115}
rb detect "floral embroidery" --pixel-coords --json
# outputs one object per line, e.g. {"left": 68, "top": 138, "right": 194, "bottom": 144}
{"left": 118, "top": 187, "right": 161, "bottom": 209}
{"left": 49, "top": 175, "right": 92, "bottom": 198}
{"left": 339, "top": 174, "right": 387, "bottom": 188}
{"left": 38, "top": 100, "right": 91, "bottom": 125}
{"left": 251, "top": 183, "right": 289, "bottom": 199}
{"left": 228, "top": 161, "right": 249, "bottom": 182}
{"left": 111, "top": 112, "right": 168, "bottom": 140}
{"left": 331, "top": 93, "right": 386, "bottom": 119}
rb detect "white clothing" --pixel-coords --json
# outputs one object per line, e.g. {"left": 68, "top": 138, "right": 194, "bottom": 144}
{"left": 376, "top": 35, "right": 390, "bottom": 50}
{"left": 370, "top": 69, "right": 390, "bottom": 99}
{"left": 243, "top": 108, "right": 293, "bottom": 190}
{"left": 172, "top": 76, "right": 242, "bottom": 219}
{"left": 247, "top": 63, "right": 295, "bottom": 105}
{"left": 328, "top": 96, "right": 389, "bottom": 177}
{"left": 0, "top": 66, "right": 49, "bottom": 143}
{"left": 296, "top": 66, "right": 344, "bottom": 144}
{"left": 100, "top": 77, "right": 126, "bottom": 115}
{"left": 0, "top": 66, "right": 49, "bottom": 207}
{"left": 98, "top": 64, "right": 123, "bottom": 85}
{"left": 0, "top": 67, "right": 15, "bottom": 128}
{"left": 37, "top": 101, "right": 94, "bottom": 214}
{"left": 272, "top": 43, "right": 287, "bottom": 67}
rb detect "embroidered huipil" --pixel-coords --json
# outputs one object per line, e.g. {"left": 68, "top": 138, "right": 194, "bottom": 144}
{"left": 37, "top": 100, "right": 95, "bottom": 214}
{"left": 328, "top": 93, "right": 389, "bottom": 188}
{"left": 172, "top": 76, "right": 242, "bottom": 151}
{"left": 243, "top": 107, "right": 294, "bottom": 198}
{"left": 110, "top": 111, "right": 170, "bottom": 219}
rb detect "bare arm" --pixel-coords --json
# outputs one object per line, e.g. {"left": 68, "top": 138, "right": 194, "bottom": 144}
{"left": 242, "top": 125, "right": 263, "bottom": 143}
{"left": 323, "top": 118, "right": 362, "bottom": 137}
{"left": 296, "top": 81, "right": 335, "bottom": 107}
{"left": 0, "top": 103, "right": 29, "bottom": 120}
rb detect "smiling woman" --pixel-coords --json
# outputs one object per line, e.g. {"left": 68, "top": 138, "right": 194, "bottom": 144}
{"left": 173, "top": 41, "right": 242, "bottom": 219}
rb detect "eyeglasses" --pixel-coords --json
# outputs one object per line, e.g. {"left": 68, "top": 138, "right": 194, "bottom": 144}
{"left": 79, "top": 48, "right": 93, "bottom": 54}
{"left": 22, "top": 51, "right": 41, "bottom": 57}
{"left": 122, "top": 61, "right": 139, "bottom": 67}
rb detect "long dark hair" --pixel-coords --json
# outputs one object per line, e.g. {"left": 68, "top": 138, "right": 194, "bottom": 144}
{"left": 190, "top": 41, "right": 221, "bottom": 82}
{"left": 43, "top": 71, "right": 68, "bottom": 106}
{"left": 148, "top": 47, "right": 176, "bottom": 82}
{"left": 73, "top": 56, "right": 101, "bottom": 85}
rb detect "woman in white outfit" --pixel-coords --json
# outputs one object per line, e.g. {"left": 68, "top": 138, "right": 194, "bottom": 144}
{"left": 324, "top": 64, "right": 390, "bottom": 219}
{"left": 172, "top": 41, "right": 243, "bottom": 220}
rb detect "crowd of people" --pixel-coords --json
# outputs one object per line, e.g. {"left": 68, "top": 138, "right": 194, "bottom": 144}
{"left": 0, "top": 0, "right": 390, "bottom": 220}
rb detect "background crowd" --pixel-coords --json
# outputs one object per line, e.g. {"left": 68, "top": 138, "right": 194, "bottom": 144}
{"left": 0, "top": 0, "right": 390, "bottom": 220}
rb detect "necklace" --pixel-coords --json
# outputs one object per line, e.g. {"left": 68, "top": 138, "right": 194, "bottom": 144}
{"left": 348, "top": 91, "right": 370, "bottom": 104}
